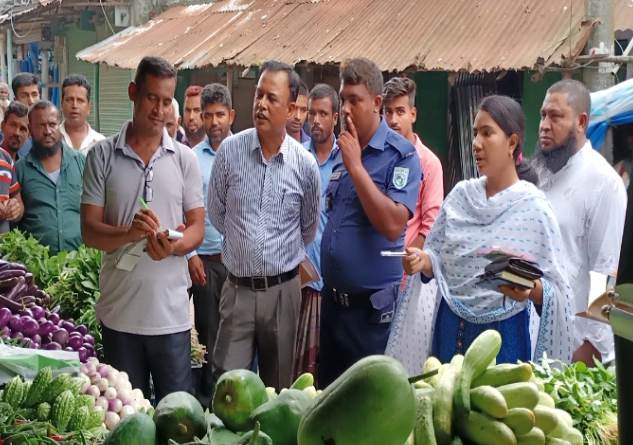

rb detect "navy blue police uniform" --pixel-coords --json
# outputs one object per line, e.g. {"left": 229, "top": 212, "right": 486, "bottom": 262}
{"left": 318, "top": 119, "right": 421, "bottom": 386}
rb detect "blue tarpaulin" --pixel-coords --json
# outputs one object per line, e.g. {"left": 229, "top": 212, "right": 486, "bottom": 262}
{"left": 588, "top": 78, "right": 633, "bottom": 150}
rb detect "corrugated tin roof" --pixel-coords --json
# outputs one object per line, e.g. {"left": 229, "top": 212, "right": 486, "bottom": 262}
{"left": 0, "top": 0, "right": 62, "bottom": 23}
{"left": 77, "top": 0, "right": 595, "bottom": 73}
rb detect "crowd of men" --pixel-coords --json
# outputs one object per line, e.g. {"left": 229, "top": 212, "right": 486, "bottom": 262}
{"left": 0, "top": 54, "right": 626, "bottom": 401}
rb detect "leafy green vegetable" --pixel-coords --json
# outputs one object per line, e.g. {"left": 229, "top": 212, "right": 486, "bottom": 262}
{"left": 0, "top": 231, "right": 102, "bottom": 354}
{"left": 531, "top": 356, "right": 618, "bottom": 445}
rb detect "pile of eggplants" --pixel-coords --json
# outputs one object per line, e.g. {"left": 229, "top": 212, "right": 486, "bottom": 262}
{"left": 0, "top": 260, "right": 96, "bottom": 362}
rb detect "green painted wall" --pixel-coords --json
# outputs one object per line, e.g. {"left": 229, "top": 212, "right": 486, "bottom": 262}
{"left": 521, "top": 71, "right": 562, "bottom": 157}
{"left": 413, "top": 71, "right": 449, "bottom": 165}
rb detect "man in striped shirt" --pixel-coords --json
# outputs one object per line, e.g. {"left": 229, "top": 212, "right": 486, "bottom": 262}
{"left": 208, "top": 61, "right": 321, "bottom": 389}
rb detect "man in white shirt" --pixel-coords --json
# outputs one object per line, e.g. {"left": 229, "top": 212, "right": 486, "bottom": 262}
{"left": 59, "top": 74, "right": 105, "bottom": 155}
{"left": 535, "top": 79, "right": 627, "bottom": 365}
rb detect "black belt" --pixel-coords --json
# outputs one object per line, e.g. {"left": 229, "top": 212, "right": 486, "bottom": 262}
{"left": 199, "top": 254, "right": 222, "bottom": 263}
{"left": 327, "top": 288, "right": 374, "bottom": 308}
{"left": 228, "top": 267, "right": 298, "bottom": 291}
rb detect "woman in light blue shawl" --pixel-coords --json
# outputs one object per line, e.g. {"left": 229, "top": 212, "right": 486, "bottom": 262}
{"left": 399, "top": 95, "right": 573, "bottom": 364}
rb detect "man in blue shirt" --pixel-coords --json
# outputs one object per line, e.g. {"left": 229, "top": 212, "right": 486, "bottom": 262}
{"left": 296, "top": 84, "right": 340, "bottom": 382}
{"left": 319, "top": 58, "right": 421, "bottom": 386}
{"left": 189, "top": 83, "right": 235, "bottom": 398}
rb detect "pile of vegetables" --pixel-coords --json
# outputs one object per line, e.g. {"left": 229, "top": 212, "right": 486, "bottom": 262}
{"left": 531, "top": 358, "right": 618, "bottom": 445}
{"left": 0, "top": 362, "right": 154, "bottom": 444}
{"left": 0, "top": 367, "right": 105, "bottom": 436}
{"left": 0, "top": 231, "right": 102, "bottom": 352}
{"left": 79, "top": 358, "right": 153, "bottom": 431}
{"left": 0, "top": 297, "right": 97, "bottom": 361}
{"left": 403, "top": 330, "right": 584, "bottom": 445}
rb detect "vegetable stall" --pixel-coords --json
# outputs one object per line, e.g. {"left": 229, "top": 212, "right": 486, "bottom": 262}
{"left": 0, "top": 230, "right": 625, "bottom": 444}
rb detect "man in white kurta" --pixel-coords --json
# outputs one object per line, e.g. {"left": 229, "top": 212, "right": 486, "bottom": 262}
{"left": 536, "top": 79, "right": 627, "bottom": 364}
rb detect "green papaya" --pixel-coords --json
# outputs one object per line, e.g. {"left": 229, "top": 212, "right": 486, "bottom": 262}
{"left": 104, "top": 413, "right": 156, "bottom": 445}
{"left": 297, "top": 355, "right": 416, "bottom": 445}
{"left": 250, "top": 389, "right": 313, "bottom": 445}
{"left": 154, "top": 392, "right": 207, "bottom": 444}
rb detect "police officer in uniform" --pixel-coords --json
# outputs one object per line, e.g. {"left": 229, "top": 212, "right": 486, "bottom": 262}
{"left": 319, "top": 59, "right": 421, "bottom": 386}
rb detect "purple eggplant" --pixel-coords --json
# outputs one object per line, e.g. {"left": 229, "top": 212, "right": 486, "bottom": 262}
{"left": 63, "top": 347, "right": 73, "bottom": 352}
{"left": 47, "top": 312, "right": 60, "bottom": 325}
{"left": 21, "top": 337, "right": 33, "bottom": 348}
{"left": 11, "top": 331, "right": 23, "bottom": 341}
{"left": 0, "top": 269, "right": 25, "bottom": 281}
{"left": 4, "top": 277, "right": 26, "bottom": 301}
{"left": 30, "top": 333, "right": 41, "bottom": 344}
{"left": 52, "top": 328, "right": 69, "bottom": 347}
{"left": 8, "top": 314, "right": 21, "bottom": 331}
{"left": 75, "top": 324, "right": 88, "bottom": 336}
{"left": 0, "top": 326, "right": 10, "bottom": 337}
{"left": 83, "top": 334, "right": 95, "bottom": 345}
{"left": 77, "top": 347, "right": 89, "bottom": 363}
{"left": 0, "top": 295, "right": 21, "bottom": 312}
{"left": 38, "top": 320, "right": 55, "bottom": 337}
{"left": 17, "top": 296, "right": 36, "bottom": 306}
{"left": 60, "top": 320, "right": 75, "bottom": 332}
{"left": 31, "top": 306, "right": 45, "bottom": 320}
{"left": 0, "top": 307, "right": 11, "bottom": 328}
{"left": 0, "top": 277, "right": 20, "bottom": 290}
{"left": 19, "top": 308, "right": 33, "bottom": 318}
{"left": 20, "top": 316, "right": 38, "bottom": 336}
{"left": 67, "top": 336, "right": 83, "bottom": 350}
{"left": 41, "top": 333, "right": 51, "bottom": 345}
{"left": 43, "top": 342, "right": 61, "bottom": 350}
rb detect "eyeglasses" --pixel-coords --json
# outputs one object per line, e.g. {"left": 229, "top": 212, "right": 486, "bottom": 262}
{"left": 144, "top": 167, "right": 154, "bottom": 203}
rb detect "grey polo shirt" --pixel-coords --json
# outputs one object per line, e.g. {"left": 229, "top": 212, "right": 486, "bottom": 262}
{"left": 82, "top": 121, "right": 204, "bottom": 336}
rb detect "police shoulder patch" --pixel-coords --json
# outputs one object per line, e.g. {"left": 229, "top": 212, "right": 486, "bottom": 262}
{"left": 392, "top": 166, "right": 409, "bottom": 190}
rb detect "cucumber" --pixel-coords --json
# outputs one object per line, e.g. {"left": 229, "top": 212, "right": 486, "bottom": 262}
{"left": 553, "top": 409, "right": 573, "bottom": 428}
{"left": 433, "top": 355, "right": 463, "bottom": 445}
{"left": 470, "top": 386, "right": 508, "bottom": 418}
{"left": 422, "top": 357, "right": 442, "bottom": 387}
{"left": 290, "top": 373, "right": 314, "bottom": 390}
{"left": 533, "top": 406, "right": 560, "bottom": 435}
{"left": 537, "top": 392, "right": 555, "bottom": 409}
{"left": 517, "top": 427, "right": 546, "bottom": 445}
{"left": 472, "top": 363, "right": 534, "bottom": 388}
{"left": 454, "top": 330, "right": 501, "bottom": 417}
{"left": 502, "top": 408, "right": 536, "bottom": 436}
{"left": 413, "top": 387, "right": 436, "bottom": 445}
{"left": 497, "top": 382, "right": 539, "bottom": 410}
{"left": 548, "top": 423, "right": 583, "bottom": 445}
{"left": 456, "top": 410, "right": 517, "bottom": 445}
{"left": 545, "top": 438, "right": 570, "bottom": 445}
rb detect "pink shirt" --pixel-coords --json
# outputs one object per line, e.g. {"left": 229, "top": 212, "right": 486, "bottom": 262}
{"left": 405, "top": 134, "right": 444, "bottom": 247}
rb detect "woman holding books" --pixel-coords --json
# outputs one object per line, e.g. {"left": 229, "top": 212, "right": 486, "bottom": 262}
{"left": 396, "top": 95, "right": 574, "bottom": 364}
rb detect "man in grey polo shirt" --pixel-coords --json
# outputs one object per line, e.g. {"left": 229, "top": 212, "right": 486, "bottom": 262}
{"left": 81, "top": 56, "right": 204, "bottom": 401}
{"left": 209, "top": 61, "right": 320, "bottom": 389}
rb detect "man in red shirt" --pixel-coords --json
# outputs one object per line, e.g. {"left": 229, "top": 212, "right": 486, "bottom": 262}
{"left": 383, "top": 77, "right": 444, "bottom": 248}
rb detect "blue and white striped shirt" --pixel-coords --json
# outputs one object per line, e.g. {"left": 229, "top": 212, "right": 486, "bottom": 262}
{"left": 208, "top": 128, "right": 321, "bottom": 277}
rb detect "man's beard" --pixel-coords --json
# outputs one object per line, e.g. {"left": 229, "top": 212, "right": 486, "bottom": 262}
{"left": 186, "top": 126, "right": 205, "bottom": 141}
{"left": 532, "top": 131, "right": 579, "bottom": 177}
{"left": 32, "top": 139, "right": 61, "bottom": 159}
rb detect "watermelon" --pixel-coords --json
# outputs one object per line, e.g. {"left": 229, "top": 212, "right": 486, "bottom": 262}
{"left": 154, "top": 391, "right": 207, "bottom": 444}
{"left": 103, "top": 413, "right": 156, "bottom": 445}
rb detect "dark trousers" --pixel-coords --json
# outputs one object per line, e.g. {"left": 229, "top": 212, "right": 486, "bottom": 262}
{"left": 191, "top": 257, "right": 227, "bottom": 395}
{"left": 318, "top": 288, "right": 392, "bottom": 388}
{"left": 101, "top": 324, "right": 192, "bottom": 403}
